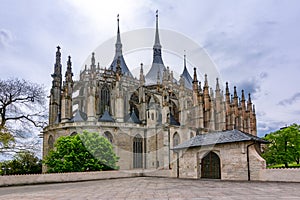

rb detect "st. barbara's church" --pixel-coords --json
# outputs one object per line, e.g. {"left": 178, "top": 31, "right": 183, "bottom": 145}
{"left": 43, "top": 12, "right": 267, "bottom": 180}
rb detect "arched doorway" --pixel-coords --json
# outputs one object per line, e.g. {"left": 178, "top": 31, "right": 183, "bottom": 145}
{"left": 201, "top": 152, "right": 221, "bottom": 179}
{"left": 133, "top": 134, "right": 143, "bottom": 168}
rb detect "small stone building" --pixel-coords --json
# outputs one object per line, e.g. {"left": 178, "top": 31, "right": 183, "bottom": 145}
{"left": 172, "top": 130, "right": 268, "bottom": 180}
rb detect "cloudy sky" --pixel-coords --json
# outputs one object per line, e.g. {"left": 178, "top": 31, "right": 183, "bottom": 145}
{"left": 1, "top": 0, "right": 300, "bottom": 137}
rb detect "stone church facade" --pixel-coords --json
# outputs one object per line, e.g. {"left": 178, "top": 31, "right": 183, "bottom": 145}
{"left": 43, "top": 13, "right": 265, "bottom": 179}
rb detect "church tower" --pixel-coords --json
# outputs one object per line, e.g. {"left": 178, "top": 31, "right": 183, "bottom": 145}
{"left": 49, "top": 46, "right": 62, "bottom": 124}
{"left": 145, "top": 10, "right": 166, "bottom": 84}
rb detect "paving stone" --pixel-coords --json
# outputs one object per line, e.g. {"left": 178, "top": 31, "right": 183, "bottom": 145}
{"left": 0, "top": 177, "right": 300, "bottom": 199}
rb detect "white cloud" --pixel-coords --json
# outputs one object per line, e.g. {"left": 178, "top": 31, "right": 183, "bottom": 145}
{"left": 1, "top": 0, "right": 300, "bottom": 138}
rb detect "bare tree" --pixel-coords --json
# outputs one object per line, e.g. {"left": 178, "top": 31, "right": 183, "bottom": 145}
{"left": 0, "top": 78, "right": 47, "bottom": 153}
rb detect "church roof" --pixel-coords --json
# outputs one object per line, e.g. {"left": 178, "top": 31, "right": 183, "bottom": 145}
{"left": 110, "top": 15, "right": 133, "bottom": 77}
{"left": 181, "top": 54, "right": 193, "bottom": 89}
{"left": 173, "top": 129, "right": 268, "bottom": 150}
{"left": 98, "top": 110, "right": 115, "bottom": 122}
{"left": 110, "top": 55, "right": 132, "bottom": 77}
{"left": 126, "top": 112, "right": 141, "bottom": 124}
{"left": 72, "top": 110, "right": 87, "bottom": 122}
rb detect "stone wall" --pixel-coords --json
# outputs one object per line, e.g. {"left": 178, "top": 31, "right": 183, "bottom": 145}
{"left": 0, "top": 171, "right": 137, "bottom": 187}
{"left": 259, "top": 168, "right": 300, "bottom": 182}
{"left": 0, "top": 170, "right": 172, "bottom": 187}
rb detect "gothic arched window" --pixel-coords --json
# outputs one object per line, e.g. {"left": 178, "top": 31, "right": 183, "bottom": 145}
{"left": 48, "top": 135, "right": 54, "bottom": 150}
{"left": 133, "top": 134, "right": 143, "bottom": 168}
{"left": 173, "top": 132, "right": 180, "bottom": 147}
{"left": 104, "top": 131, "right": 113, "bottom": 143}
{"left": 100, "top": 84, "right": 110, "bottom": 115}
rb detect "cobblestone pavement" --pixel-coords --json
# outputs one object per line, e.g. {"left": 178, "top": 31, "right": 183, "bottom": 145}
{"left": 0, "top": 177, "right": 300, "bottom": 200}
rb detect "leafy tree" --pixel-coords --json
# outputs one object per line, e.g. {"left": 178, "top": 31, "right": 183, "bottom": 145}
{"left": 0, "top": 150, "right": 42, "bottom": 175}
{"left": 263, "top": 124, "right": 300, "bottom": 167}
{"left": 0, "top": 78, "right": 47, "bottom": 153}
{"left": 44, "top": 131, "right": 119, "bottom": 173}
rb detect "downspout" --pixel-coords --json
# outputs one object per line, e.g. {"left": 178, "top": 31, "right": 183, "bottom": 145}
{"left": 175, "top": 150, "right": 179, "bottom": 178}
{"left": 247, "top": 140, "right": 255, "bottom": 181}
{"left": 168, "top": 126, "right": 171, "bottom": 169}
{"left": 144, "top": 128, "right": 147, "bottom": 169}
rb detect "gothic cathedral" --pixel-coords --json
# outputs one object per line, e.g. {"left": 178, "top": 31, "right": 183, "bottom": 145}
{"left": 43, "top": 13, "right": 257, "bottom": 171}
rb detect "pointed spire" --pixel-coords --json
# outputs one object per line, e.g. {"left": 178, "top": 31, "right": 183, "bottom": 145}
{"left": 226, "top": 82, "right": 229, "bottom": 95}
{"left": 91, "top": 52, "right": 96, "bottom": 71}
{"left": 154, "top": 10, "right": 161, "bottom": 49}
{"left": 216, "top": 78, "right": 220, "bottom": 91}
{"left": 110, "top": 14, "right": 133, "bottom": 77}
{"left": 56, "top": 46, "right": 61, "bottom": 64}
{"left": 241, "top": 90, "right": 245, "bottom": 101}
{"left": 247, "top": 93, "right": 253, "bottom": 112}
{"left": 204, "top": 74, "right": 209, "bottom": 88}
{"left": 139, "top": 63, "right": 145, "bottom": 85}
{"left": 52, "top": 46, "right": 62, "bottom": 87}
{"left": 140, "top": 63, "right": 144, "bottom": 76}
{"left": 67, "top": 55, "right": 72, "bottom": 69}
{"left": 192, "top": 67, "right": 198, "bottom": 92}
{"left": 181, "top": 51, "right": 193, "bottom": 89}
{"left": 193, "top": 67, "right": 198, "bottom": 83}
{"left": 234, "top": 86, "right": 237, "bottom": 98}
{"left": 145, "top": 10, "right": 165, "bottom": 84}
{"left": 65, "top": 56, "right": 73, "bottom": 83}
{"left": 203, "top": 74, "right": 209, "bottom": 99}
{"left": 241, "top": 90, "right": 246, "bottom": 111}
{"left": 116, "top": 14, "right": 122, "bottom": 52}
{"left": 91, "top": 52, "right": 95, "bottom": 65}
{"left": 233, "top": 86, "right": 238, "bottom": 106}
{"left": 225, "top": 82, "right": 230, "bottom": 103}
{"left": 248, "top": 93, "right": 252, "bottom": 103}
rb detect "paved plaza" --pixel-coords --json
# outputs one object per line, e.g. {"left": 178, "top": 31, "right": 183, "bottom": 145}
{"left": 0, "top": 177, "right": 300, "bottom": 200}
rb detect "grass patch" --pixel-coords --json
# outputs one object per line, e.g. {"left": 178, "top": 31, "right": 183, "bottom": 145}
{"left": 267, "top": 163, "right": 300, "bottom": 169}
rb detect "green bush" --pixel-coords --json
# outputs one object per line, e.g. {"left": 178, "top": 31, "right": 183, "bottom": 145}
{"left": 0, "top": 151, "right": 42, "bottom": 175}
{"left": 44, "top": 131, "right": 119, "bottom": 173}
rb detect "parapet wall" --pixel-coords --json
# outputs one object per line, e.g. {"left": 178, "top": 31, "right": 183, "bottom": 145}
{"left": 0, "top": 169, "right": 299, "bottom": 187}
{"left": 259, "top": 168, "right": 300, "bottom": 182}
{"left": 0, "top": 171, "right": 137, "bottom": 186}
{"left": 0, "top": 170, "right": 171, "bottom": 187}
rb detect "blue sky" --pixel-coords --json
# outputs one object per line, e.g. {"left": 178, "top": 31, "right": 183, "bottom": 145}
{"left": 1, "top": 0, "right": 300, "bottom": 137}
